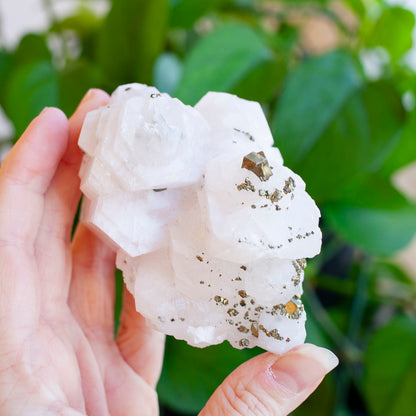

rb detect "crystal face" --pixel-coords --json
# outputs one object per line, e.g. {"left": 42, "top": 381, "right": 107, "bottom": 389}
{"left": 78, "top": 84, "right": 322, "bottom": 354}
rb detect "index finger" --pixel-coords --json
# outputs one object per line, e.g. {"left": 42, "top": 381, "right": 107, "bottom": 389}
{"left": 0, "top": 108, "right": 69, "bottom": 249}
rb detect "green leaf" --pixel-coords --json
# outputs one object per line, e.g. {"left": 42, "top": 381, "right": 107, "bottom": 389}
{"left": 5, "top": 61, "right": 59, "bottom": 139}
{"left": 321, "top": 171, "right": 416, "bottom": 256}
{"left": 58, "top": 61, "right": 101, "bottom": 116}
{"left": 271, "top": 50, "right": 363, "bottom": 166}
{"left": 230, "top": 57, "right": 286, "bottom": 102}
{"left": 291, "top": 90, "right": 368, "bottom": 203}
{"left": 345, "top": 0, "right": 366, "bottom": 17}
{"left": 363, "top": 316, "right": 416, "bottom": 416}
{"left": 287, "top": 82, "right": 405, "bottom": 204}
{"left": 0, "top": 50, "right": 13, "bottom": 106}
{"left": 339, "top": 175, "right": 411, "bottom": 210}
{"left": 380, "top": 108, "right": 416, "bottom": 177}
{"left": 97, "top": 0, "right": 169, "bottom": 86}
{"left": 157, "top": 337, "right": 260, "bottom": 414}
{"left": 13, "top": 33, "right": 51, "bottom": 66}
{"left": 0, "top": 35, "right": 51, "bottom": 114}
{"left": 360, "top": 82, "right": 405, "bottom": 172}
{"left": 324, "top": 201, "right": 416, "bottom": 256}
{"left": 367, "top": 7, "right": 415, "bottom": 61}
{"left": 273, "top": 22, "right": 299, "bottom": 57}
{"left": 169, "top": 0, "right": 221, "bottom": 28}
{"left": 174, "top": 23, "right": 273, "bottom": 105}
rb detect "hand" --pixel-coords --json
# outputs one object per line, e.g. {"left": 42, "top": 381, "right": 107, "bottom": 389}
{"left": 0, "top": 89, "right": 338, "bottom": 415}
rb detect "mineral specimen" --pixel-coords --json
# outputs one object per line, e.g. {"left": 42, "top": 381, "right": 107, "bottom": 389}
{"left": 78, "top": 84, "right": 322, "bottom": 354}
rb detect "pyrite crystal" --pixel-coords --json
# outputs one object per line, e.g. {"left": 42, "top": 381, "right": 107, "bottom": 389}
{"left": 241, "top": 151, "right": 273, "bottom": 181}
{"left": 78, "top": 84, "right": 322, "bottom": 354}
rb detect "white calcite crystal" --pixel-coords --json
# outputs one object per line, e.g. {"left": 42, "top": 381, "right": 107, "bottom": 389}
{"left": 79, "top": 84, "right": 322, "bottom": 354}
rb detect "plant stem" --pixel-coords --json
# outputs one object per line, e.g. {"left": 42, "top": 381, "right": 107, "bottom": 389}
{"left": 347, "top": 256, "right": 371, "bottom": 342}
{"left": 303, "top": 280, "right": 362, "bottom": 363}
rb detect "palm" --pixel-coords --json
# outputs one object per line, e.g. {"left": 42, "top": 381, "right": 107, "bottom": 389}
{"left": 0, "top": 92, "right": 163, "bottom": 415}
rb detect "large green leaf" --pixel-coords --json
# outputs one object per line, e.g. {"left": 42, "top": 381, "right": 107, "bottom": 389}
{"left": 380, "top": 108, "right": 416, "bottom": 177}
{"left": 363, "top": 316, "right": 416, "bottom": 416}
{"left": 287, "top": 82, "right": 405, "bottom": 204}
{"left": 97, "top": 0, "right": 168, "bottom": 86}
{"left": 174, "top": 23, "right": 273, "bottom": 105}
{"left": 367, "top": 7, "right": 415, "bottom": 61}
{"left": 157, "top": 337, "right": 260, "bottom": 414}
{"left": 322, "top": 167, "right": 416, "bottom": 256}
{"left": 292, "top": 91, "right": 368, "bottom": 203}
{"left": 324, "top": 201, "right": 416, "bottom": 256}
{"left": 271, "top": 50, "right": 362, "bottom": 167}
{"left": 360, "top": 82, "right": 405, "bottom": 172}
{"left": 5, "top": 61, "right": 59, "bottom": 139}
{"left": 230, "top": 57, "right": 286, "bottom": 102}
{"left": 339, "top": 176, "right": 411, "bottom": 210}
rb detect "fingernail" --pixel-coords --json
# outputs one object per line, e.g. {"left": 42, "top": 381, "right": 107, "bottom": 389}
{"left": 81, "top": 88, "right": 97, "bottom": 103}
{"left": 270, "top": 344, "right": 338, "bottom": 394}
{"left": 298, "top": 344, "right": 339, "bottom": 373}
{"left": 39, "top": 107, "right": 51, "bottom": 116}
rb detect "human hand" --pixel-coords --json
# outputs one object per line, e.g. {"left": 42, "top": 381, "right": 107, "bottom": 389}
{"left": 0, "top": 89, "right": 338, "bottom": 415}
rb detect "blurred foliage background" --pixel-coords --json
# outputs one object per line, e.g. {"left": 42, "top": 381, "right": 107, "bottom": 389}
{"left": 1, "top": 0, "right": 416, "bottom": 415}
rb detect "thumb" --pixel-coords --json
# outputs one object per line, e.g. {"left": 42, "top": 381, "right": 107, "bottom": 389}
{"left": 199, "top": 343, "right": 338, "bottom": 416}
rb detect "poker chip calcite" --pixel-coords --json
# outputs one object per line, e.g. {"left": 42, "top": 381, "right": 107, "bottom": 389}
{"left": 78, "top": 83, "right": 322, "bottom": 354}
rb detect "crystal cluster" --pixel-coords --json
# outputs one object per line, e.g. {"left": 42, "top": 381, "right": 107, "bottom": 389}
{"left": 78, "top": 83, "right": 322, "bottom": 354}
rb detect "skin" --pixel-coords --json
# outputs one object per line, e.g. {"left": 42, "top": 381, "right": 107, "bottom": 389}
{"left": 0, "top": 89, "right": 338, "bottom": 416}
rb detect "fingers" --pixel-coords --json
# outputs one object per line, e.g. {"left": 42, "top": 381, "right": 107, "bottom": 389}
{"left": 103, "top": 355, "right": 159, "bottom": 416}
{"left": 37, "top": 89, "right": 110, "bottom": 249}
{"left": 116, "top": 287, "right": 165, "bottom": 388}
{"left": 69, "top": 224, "right": 116, "bottom": 337}
{"left": 70, "top": 225, "right": 159, "bottom": 415}
{"left": 35, "top": 90, "right": 110, "bottom": 304}
{"left": 0, "top": 108, "right": 69, "bottom": 249}
{"left": 199, "top": 344, "right": 338, "bottom": 416}
{"left": 55, "top": 88, "right": 110, "bottom": 218}
{"left": 67, "top": 89, "right": 110, "bottom": 166}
